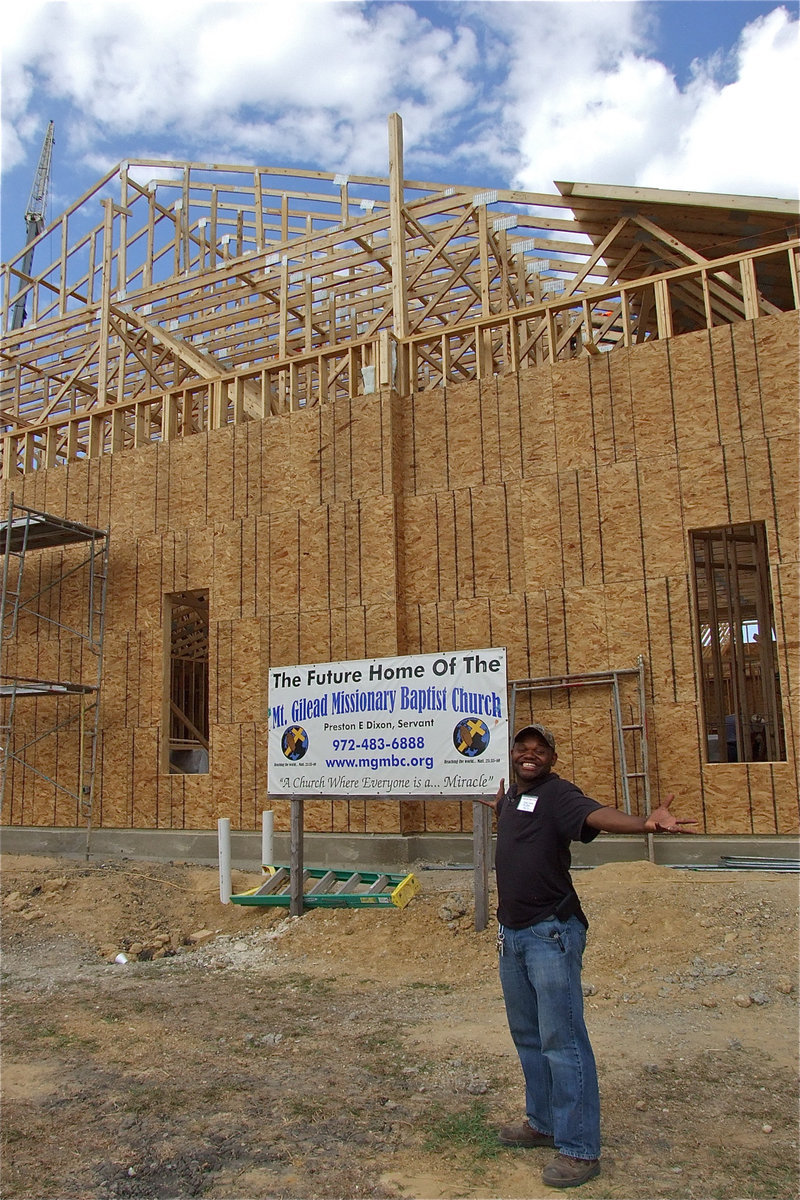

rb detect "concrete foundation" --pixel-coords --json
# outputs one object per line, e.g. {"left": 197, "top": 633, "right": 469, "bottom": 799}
{"left": 1, "top": 826, "right": 797, "bottom": 873}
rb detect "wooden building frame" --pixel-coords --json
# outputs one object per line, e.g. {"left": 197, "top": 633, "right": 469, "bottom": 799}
{"left": 1, "top": 115, "right": 798, "bottom": 839}
{"left": 2, "top": 115, "right": 798, "bottom": 474}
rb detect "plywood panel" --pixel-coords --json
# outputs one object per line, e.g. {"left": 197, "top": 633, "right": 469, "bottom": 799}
{"left": 270, "top": 613, "right": 300, "bottom": 669}
{"left": 304, "top": 799, "right": 333, "bottom": 832}
{"left": 231, "top": 619, "right": 262, "bottom": 724}
{"left": 318, "top": 403, "right": 336, "bottom": 506}
{"left": 707, "top": 325, "right": 741, "bottom": 448}
{"left": 597, "top": 461, "right": 641, "bottom": 583}
{"left": 325, "top": 505, "right": 347, "bottom": 611}
{"left": 343, "top": 501, "right": 362, "bottom": 608}
{"left": 564, "top": 586, "right": 608, "bottom": 676}
{"left": 649, "top": 702, "right": 706, "bottom": 830}
{"left": 451, "top": 598, "right": 491, "bottom": 660}
{"left": 206, "top": 426, "right": 234, "bottom": 525}
{"left": 360, "top": 494, "right": 398, "bottom": 606}
{"left": 721, "top": 442, "right": 749, "bottom": 525}
{"left": 107, "top": 449, "right": 138, "bottom": 540}
{"left": 412, "top": 388, "right": 448, "bottom": 495}
{"left": 240, "top": 516, "right": 257, "bottom": 620}
{"left": 365, "top": 603, "right": 400, "bottom": 658}
{"left": 135, "top": 536, "right": 163, "bottom": 630}
{"left": 521, "top": 475, "right": 562, "bottom": 588}
{"left": 480, "top": 376, "right": 504, "bottom": 486}
{"left": 677, "top": 445, "right": 729, "bottom": 531}
{"left": 92, "top": 448, "right": 112, "bottom": 531}
{"left": 41, "top": 459, "right": 69, "bottom": 522}
{"left": 291, "top": 407, "right": 324, "bottom": 510}
{"left": 350, "top": 395, "right": 386, "bottom": 499}
{"left": 299, "top": 608, "right": 332, "bottom": 666}
{"left": 606, "top": 346, "right": 635, "bottom": 463}
{"left": 65, "top": 458, "right": 90, "bottom": 529}
{"left": 587, "top": 355, "right": 615, "bottom": 468}
{"left": 605, "top": 583, "right": 648, "bottom": 676}
{"left": 771, "top": 762, "right": 800, "bottom": 834}
{"left": 365, "top": 799, "right": 401, "bottom": 833}
{"left": 700, "top": 766, "right": 752, "bottom": 833}
{"left": 669, "top": 330, "right": 718, "bottom": 452}
{"left": 133, "top": 630, "right": 160, "bottom": 734}
{"left": 557, "top": 471, "right": 583, "bottom": 587}
{"left": 131, "top": 727, "right": 159, "bottom": 827}
{"left": 169, "top": 436, "right": 206, "bottom": 532}
{"left": 414, "top": 602, "right": 440, "bottom": 656}
{"left": 421, "top": 798, "right": 460, "bottom": 833}
{"left": 332, "top": 398, "right": 355, "bottom": 503}
{"left": 186, "top": 525, "right": 213, "bottom": 595}
{"left": 729, "top": 321, "right": 764, "bottom": 443}
{"left": 767, "top": 437, "right": 800, "bottom": 564}
{"left": 261, "top": 413, "right": 293, "bottom": 514}
{"left": 566, "top": 710, "right": 618, "bottom": 809}
{"left": 628, "top": 338, "right": 675, "bottom": 456}
{"left": 425, "top": 601, "right": 451, "bottom": 658}
{"left": 519, "top": 365, "right": 555, "bottom": 475}
{"left": 637, "top": 455, "right": 686, "bottom": 577}
{"left": 213, "top": 521, "right": 242, "bottom": 622}
{"left": 298, "top": 507, "right": 331, "bottom": 612}
{"left": 402, "top": 494, "right": 439, "bottom": 602}
{"left": 232, "top": 422, "right": 252, "bottom": 521}
{"left": 209, "top": 724, "right": 240, "bottom": 825}
{"left": 268, "top": 512, "right": 299, "bottom": 614}
{"left": 328, "top": 606, "right": 348, "bottom": 663}
{"left": 344, "top": 605, "right": 367, "bottom": 660}
{"left": 755, "top": 313, "right": 800, "bottom": 438}
{"left": 98, "top": 728, "right": 133, "bottom": 826}
{"left": 552, "top": 358, "right": 593, "bottom": 472}
{"left": 99, "top": 634, "right": 127, "bottom": 730}
{"left": 745, "top": 764, "right": 778, "bottom": 834}
{"left": 445, "top": 381, "right": 483, "bottom": 491}
{"left": 488, "top": 593, "right": 528, "bottom": 677}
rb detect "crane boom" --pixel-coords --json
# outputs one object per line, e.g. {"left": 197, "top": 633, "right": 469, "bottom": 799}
{"left": 11, "top": 121, "right": 55, "bottom": 331}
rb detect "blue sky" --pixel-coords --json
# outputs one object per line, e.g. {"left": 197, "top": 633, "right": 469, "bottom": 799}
{"left": 1, "top": 1, "right": 797, "bottom": 264}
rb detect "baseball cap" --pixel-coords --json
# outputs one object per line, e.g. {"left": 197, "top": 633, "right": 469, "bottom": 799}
{"left": 513, "top": 723, "right": 556, "bottom": 751}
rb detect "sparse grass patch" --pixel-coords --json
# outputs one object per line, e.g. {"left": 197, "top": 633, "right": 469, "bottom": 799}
{"left": 423, "top": 1099, "right": 501, "bottom": 1162}
{"left": 284, "top": 1096, "right": 329, "bottom": 1123}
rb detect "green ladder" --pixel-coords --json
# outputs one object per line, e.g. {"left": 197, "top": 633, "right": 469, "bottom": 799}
{"left": 231, "top": 866, "right": 420, "bottom": 910}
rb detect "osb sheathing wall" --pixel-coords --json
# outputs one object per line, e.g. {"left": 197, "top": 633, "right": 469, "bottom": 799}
{"left": 3, "top": 312, "right": 798, "bottom": 836}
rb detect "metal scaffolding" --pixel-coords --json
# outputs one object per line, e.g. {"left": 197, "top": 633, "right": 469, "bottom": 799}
{"left": 0, "top": 497, "right": 109, "bottom": 852}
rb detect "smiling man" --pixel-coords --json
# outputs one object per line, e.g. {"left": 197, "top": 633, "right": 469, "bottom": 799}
{"left": 494, "top": 723, "right": 695, "bottom": 1189}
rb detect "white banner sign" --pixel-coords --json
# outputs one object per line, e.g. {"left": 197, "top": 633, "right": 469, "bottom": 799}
{"left": 267, "top": 648, "right": 509, "bottom": 797}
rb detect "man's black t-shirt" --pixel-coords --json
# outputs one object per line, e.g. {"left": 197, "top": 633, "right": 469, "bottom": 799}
{"left": 495, "top": 771, "right": 605, "bottom": 929}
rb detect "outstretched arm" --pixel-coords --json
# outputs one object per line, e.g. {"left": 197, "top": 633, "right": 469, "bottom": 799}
{"left": 585, "top": 793, "right": 697, "bottom": 835}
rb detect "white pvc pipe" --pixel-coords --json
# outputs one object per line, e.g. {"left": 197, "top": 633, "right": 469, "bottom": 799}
{"left": 261, "top": 809, "right": 274, "bottom": 873}
{"left": 218, "top": 817, "right": 231, "bottom": 904}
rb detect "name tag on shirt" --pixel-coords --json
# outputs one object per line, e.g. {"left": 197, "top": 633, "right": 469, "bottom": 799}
{"left": 517, "top": 794, "right": 538, "bottom": 813}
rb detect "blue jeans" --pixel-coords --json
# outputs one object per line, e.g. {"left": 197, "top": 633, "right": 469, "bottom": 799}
{"left": 498, "top": 916, "right": 601, "bottom": 1160}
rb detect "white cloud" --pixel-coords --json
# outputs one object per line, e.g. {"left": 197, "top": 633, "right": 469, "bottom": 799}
{"left": 1, "top": 0, "right": 797, "bottom": 202}
{"left": 639, "top": 7, "right": 800, "bottom": 196}
{"left": 496, "top": 1, "right": 798, "bottom": 197}
{"left": 1, "top": 1, "right": 482, "bottom": 176}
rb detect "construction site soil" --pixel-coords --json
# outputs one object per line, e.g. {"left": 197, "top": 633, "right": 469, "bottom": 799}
{"left": 1, "top": 853, "right": 798, "bottom": 1200}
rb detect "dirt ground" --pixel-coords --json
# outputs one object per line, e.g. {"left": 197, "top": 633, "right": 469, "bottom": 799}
{"left": 1, "top": 852, "right": 798, "bottom": 1200}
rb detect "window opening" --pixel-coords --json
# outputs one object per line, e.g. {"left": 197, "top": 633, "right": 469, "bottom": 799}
{"left": 691, "top": 522, "right": 785, "bottom": 763}
{"left": 165, "top": 590, "right": 209, "bottom": 773}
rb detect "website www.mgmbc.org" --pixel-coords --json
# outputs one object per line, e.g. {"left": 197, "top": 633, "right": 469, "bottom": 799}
{"left": 324, "top": 753, "right": 435, "bottom": 771}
